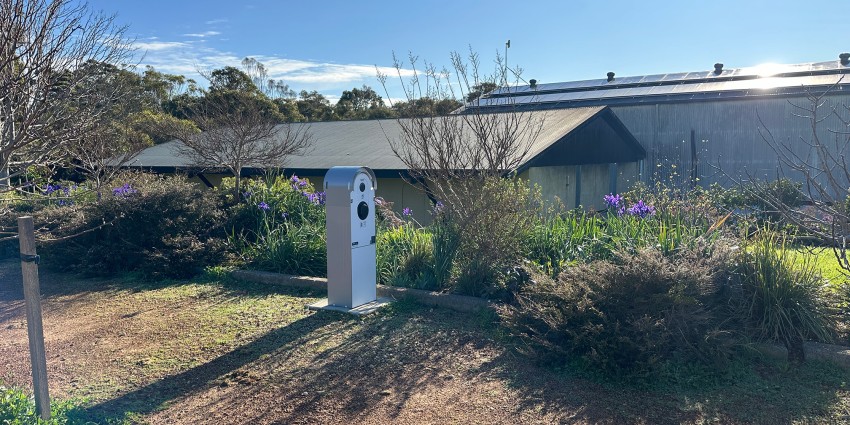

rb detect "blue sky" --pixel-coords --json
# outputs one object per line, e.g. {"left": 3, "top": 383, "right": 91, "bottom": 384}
{"left": 92, "top": 0, "right": 850, "bottom": 104}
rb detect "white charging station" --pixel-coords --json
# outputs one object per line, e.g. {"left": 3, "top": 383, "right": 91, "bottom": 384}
{"left": 308, "top": 166, "right": 390, "bottom": 315}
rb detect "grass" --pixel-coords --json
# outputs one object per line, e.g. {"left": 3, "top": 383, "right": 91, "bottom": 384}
{"left": 2, "top": 262, "right": 849, "bottom": 424}
{"left": 794, "top": 247, "right": 848, "bottom": 289}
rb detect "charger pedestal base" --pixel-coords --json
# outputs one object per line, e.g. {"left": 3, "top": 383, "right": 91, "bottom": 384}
{"left": 307, "top": 297, "right": 393, "bottom": 317}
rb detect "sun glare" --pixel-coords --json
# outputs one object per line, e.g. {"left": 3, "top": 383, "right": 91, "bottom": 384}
{"left": 744, "top": 62, "right": 791, "bottom": 78}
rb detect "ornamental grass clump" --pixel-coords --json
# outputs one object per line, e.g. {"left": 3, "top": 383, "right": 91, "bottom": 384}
{"left": 735, "top": 229, "right": 835, "bottom": 366}
{"left": 377, "top": 222, "right": 435, "bottom": 289}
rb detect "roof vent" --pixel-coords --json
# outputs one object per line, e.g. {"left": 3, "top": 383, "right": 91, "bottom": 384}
{"left": 840, "top": 53, "right": 850, "bottom": 65}
{"left": 529, "top": 79, "right": 537, "bottom": 89}
{"left": 713, "top": 63, "right": 724, "bottom": 75}
{"left": 606, "top": 72, "right": 615, "bottom": 82}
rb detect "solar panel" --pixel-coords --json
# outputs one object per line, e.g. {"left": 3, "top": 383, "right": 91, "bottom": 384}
{"left": 611, "top": 75, "right": 643, "bottom": 85}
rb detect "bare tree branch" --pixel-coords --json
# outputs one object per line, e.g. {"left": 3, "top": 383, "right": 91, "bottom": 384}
{"left": 0, "top": 0, "right": 134, "bottom": 200}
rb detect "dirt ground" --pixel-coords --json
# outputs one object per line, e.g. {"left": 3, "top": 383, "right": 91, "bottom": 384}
{"left": 1, "top": 259, "right": 849, "bottom": 424}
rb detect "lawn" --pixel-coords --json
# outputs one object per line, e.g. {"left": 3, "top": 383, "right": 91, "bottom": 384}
{"left": 795, "top": 247, "right": 848, "bottom": 289}
{"left": 1, "top": 259, "right": 849, "bottom": 424}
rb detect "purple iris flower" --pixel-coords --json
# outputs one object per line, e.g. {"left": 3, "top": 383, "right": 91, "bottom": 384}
{"left": 627, "top": 200, "right": 655, "bottom": 218}
{"left": 603, "top": 193, "right": 623, "bottom": 209}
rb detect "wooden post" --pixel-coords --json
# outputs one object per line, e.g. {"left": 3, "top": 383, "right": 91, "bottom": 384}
{"left": 18, "top": 216, "right": 50, "bottom": 420}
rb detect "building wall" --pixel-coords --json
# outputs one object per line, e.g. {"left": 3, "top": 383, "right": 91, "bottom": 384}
{"left": 610, "top": 93, "right": 850, "bottom": 188}
{"left": 527, "top": 161, "right": 640, "bottom": 210}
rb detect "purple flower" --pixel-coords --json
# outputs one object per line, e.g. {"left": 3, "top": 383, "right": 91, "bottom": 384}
{"left": 603, "top": 193, "right": 623, "bottom": 209}
{"left": 432, "top": 201, "right": 445, "bottom": 215}
{"left": 281, "top": 212, "right": 289, "bottom": 219}
{"left": 112, "top": 183, "right": 138, "bottom": 198}
{"left": 627, "top": 200, "right": 655, "bottom": 218}
{"left": 290, "top": 174, "right": 299, "bottom": 182}
{"left": 258, "top": 201, "right": 270, "bottom": 211}
{"left": 402, "top": 207, "right": 412, "bottom": 217}
{"left": 315, "top": 192, "right": 325, "bottom": 205}
{"left": 242, "top": 191, "right": 253, "bottom": 199}
{"left": 44, "top": 183, "right": 60, "bottom": 195}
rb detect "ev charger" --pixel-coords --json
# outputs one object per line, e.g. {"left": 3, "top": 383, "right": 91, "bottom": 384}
{"left": 323, "top": 166, "right": 377, "bottom": 309}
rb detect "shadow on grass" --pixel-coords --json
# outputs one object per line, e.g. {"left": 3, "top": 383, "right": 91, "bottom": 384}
{"left": 80, "top": 311, "right": 340, "bottom": 421}
{"left": 79, "top": 300, "right": 496, "bottom": 423}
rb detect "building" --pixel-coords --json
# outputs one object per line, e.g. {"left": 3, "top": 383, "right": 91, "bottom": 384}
{"left": 127, "top": 107, "right": 645, "bottom": 221}
{"left": 470, "top": 55, "right": 850, "bottom": 189}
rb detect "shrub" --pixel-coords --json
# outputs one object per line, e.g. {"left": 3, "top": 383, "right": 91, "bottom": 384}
{"left": 735, "top": 230, "right": 835, "bottom": 366}
{"left": 41, "top": 172, "right": 227, "bottom": 278}
{"left": 445, "top": 176, "right": 542, "bottom": 298}
{"left": 506, "top": 242, "right": 743, "bottom": 379}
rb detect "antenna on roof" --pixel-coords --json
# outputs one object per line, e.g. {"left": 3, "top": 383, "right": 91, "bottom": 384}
{"left": 503, "top": 39, "right": 511, "bottom": 86}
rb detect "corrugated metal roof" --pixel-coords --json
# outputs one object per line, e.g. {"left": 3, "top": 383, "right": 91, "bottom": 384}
{"left": 471, "top": 59, "right": 850, "bottom": 110}
{"left": 127, "top": 107, "right": 611, "bottom": 172}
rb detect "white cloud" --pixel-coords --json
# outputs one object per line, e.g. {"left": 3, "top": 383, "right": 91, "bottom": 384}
{"left": 131, "top": 39, "right": 415, "bottom": 99}
{"left": 183, "top": 31, "right": 221, "bottom": 38}
{"left": 134, "top": 41, "right": 188, "bottom": 51}
{"left": 205, "top": 18, "right": 228, "bottom": 25}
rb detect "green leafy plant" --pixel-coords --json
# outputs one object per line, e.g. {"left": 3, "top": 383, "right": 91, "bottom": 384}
{"left": 0, "top": 382, "right": 86, "bottom": 425}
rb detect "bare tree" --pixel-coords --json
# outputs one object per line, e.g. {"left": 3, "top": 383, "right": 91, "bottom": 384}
{"left": 0, "top": 0, "right": 132, "bottom": 195}
{"left": 379, "top": 48, "right": 544, "bottom": 220}
{"left": 739, "top": 80, "right": 850, "bottom": 271}
{"left": 171, "top": 90, "right": 312, "bottom": 201}
{"left": 378, "top": 48, "right": 545, "bottom": 291}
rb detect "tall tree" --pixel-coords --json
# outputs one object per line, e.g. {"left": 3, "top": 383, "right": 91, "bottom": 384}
{"left": 208, "top": 66, "right": 259, "bottom": 93}
{"left": 241, "top": 57, "right": 296, "bottom": 99}
{"left": 392, "top": 97, "right": 461, "bottom": 118}
{"left": 465, "top": 82, "right": 498, "bottom": 102}
{"left": 334, "top": 85, "right": 393, "bottom": 120}
{"left": 142, "top": 66, "right": 198, "bottom": 108}
{"left": 0, "top": 0, "right": 132, "bottom": 192}
{"left": 296, "top": 90, "right": 335, "bottom": 122}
